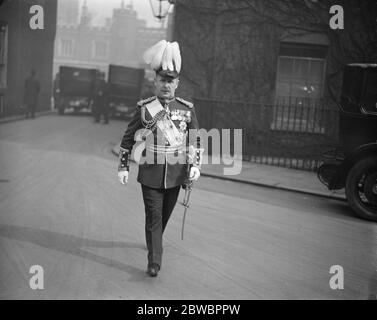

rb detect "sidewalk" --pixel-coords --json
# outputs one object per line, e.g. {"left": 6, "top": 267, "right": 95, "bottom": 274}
{"left": 112, "top": 142, "right": 346, "bottom": 201}
{"left": 0, "top": 110, "right": 54, "bottom": 124}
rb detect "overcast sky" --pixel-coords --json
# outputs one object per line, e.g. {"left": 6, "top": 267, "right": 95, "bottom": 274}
{"left": 79, "top": 0, "right": 173, "bottom": 28}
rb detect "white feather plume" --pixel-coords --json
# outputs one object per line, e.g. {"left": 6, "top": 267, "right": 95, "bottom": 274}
{"left": 171, "top": 42, "right": 181, "bottom": 73}
{"left": 165, "top": 42, "right": 174, "bottom": 71}
{"left": 143, "top": 39, "right": 167, "bottom": 66}
{"left": 161, "top": 44, "right": 168, "bottom": 70}
{"left": 150, "top": 42, "right": 167, "bottom": 70}
{"left": 143, "top": 40, "right": 182, "bottom": 73}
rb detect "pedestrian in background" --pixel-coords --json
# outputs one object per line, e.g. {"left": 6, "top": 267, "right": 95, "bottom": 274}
{"left": 93, "top": 72, "right": 109, "bottom": 124}
{"left": 53, "top": 72, "right": 60, "bottom": 111}
{"left": 23, "top": 69, "right": 41, "bottom": 118}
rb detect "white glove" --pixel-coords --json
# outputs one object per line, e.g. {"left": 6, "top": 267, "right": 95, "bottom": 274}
{"left": 118, "top": 171, "right": 129, "bottom": 185}
{"left": 189, "top": 167, "right": 200, "bottom": 181}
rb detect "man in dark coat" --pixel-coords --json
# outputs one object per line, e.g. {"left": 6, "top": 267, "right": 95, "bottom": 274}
{"left": 93, "top": 72, "right": 109, "bottom": 124}
{"left": 24, "top": 69, "right": 41, "bottom": 118}
{"left": 117, "top": 41, "right": 203, "bottom": 277}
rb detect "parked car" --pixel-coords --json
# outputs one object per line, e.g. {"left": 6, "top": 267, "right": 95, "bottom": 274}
{"left": 318, "top": 63, "right": 377, "bottom": 221}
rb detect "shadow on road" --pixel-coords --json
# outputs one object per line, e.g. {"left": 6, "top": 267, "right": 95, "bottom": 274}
{"left": 0, "top": 224, "right": 148, "bottom": 282}
{"left": 319, "top": 201, "right": 364, "bottom": 221}
{"left": 368, "top": 270, "right": 377, "bottom": 300}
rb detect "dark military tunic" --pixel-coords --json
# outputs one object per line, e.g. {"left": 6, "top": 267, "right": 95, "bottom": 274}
{"left": 119, "top": 96, "right": 202, "bottom": 189}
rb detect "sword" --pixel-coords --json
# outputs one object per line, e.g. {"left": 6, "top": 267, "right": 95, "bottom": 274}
{"left": 181, "top": 180, "right": 193, "bottom": 240}
{"left": 181, "top": 144, "right": 198, "bottom": 240}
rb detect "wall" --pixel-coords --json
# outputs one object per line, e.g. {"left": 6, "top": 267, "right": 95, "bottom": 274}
{"left": 172, "top": 0, "right": 377, "bottom": 103}
{"left": 172, "top": 0, "right": 281, "bottom": 102}
{"left": 0, "top": 0, "right": 57, "bottom": 116}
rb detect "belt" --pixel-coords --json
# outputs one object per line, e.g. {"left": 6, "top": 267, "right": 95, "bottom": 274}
{"left": 146, "top": 144, "right": 186, "bottom": 154}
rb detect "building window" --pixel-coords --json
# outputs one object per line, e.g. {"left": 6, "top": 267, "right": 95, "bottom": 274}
{"left": 0, "top": 22, "right": 8, "bottom": 90}
{"left": 272, "top": 42, "right": 328, "bottom": 132}
{"left": 93, "top": 41, "right": 108, "bottom": 59}
{"left": 276, "top": 57, "right": 325, "bottom": 101}
{"left": 60, "top": 38, "right": 74, "bottom": 57}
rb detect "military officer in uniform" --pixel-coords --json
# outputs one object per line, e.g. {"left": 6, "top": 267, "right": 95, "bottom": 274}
{"left": 117, "top": 40, "right": 203, "bottom": 277}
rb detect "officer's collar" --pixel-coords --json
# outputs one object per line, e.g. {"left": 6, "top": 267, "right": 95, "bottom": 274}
{"left": 157, "top": 96, "right": 175, "bottom": 106}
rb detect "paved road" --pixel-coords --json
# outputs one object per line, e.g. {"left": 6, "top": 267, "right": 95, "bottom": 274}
{"left": 0, "top": 115, "right": 376, "bottom": 300}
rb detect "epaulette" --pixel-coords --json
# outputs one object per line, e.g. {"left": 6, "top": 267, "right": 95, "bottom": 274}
{"left": 137, "top": 96, "right": 156, "bottom": 107}
{"left": 176, "top": 97, "right": 193, "bottom": 109}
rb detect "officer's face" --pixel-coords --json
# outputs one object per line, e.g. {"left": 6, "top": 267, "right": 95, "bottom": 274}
{"left": 154, "top": 75, "right": 179, "bottom": 99}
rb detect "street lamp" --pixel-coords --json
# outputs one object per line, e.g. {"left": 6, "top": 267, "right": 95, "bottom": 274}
{"left": 149, "top": 0, "right": 175, "bottom": 21}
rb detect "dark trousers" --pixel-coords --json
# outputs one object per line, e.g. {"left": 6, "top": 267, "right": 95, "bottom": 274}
{"left": 141, "top": 184, "right": 181, "bottom": 267}
{"left": 25, "top": 103, "right": 36, "bottom": 118}
{"left": 93, "top": 103, "right": 109, "bottom": 123}
{"left": 94, "top": 109, "right": 109, "bottom": 123}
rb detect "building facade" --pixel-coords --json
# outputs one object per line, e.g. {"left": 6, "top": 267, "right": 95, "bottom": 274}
{"left": 57, "top": 0, "right": 79, "bottom": 26}
{"left": 53, "top": 2, "right": 168, "bottom": 78}
{"left": 173, "top": 0, "right": 376, "bottom": 102}
{"left": 171, "top": 0, "right": 377, "bottom": 170}
{"left": 0, "top": 0, "right": 57, "bottom": 117}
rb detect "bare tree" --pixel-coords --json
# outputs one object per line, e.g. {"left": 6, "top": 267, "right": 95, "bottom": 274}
{"left": 174, "top": 0, "right": 377, "bottom": 102}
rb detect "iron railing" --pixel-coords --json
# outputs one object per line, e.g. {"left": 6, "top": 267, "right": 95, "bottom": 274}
{"left": 194, "top": 97, "right": 340, "bottom": 171}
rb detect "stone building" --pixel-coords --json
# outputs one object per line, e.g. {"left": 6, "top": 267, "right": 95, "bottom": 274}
{"left": 57, "top": 0, "right": 79, "bottom": 26}
{"left": 53, "top": 1, "right": 168, "bottom": 77}
{"left": 0, "top": 0, "right": 57, "bottom": 117}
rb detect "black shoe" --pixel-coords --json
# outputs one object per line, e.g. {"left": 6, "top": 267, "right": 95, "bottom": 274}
{"left": 147, "top": 263, "right": 160, "bottom": 277}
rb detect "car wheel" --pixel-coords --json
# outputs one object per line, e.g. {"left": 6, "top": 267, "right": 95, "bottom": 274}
{"left": 346, "top": 156, "right": 377, "bottom": 222}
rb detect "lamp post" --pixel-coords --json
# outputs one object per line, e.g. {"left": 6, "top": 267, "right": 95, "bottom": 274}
{"left": 149, "top": 0, "right": 175, "bottom": 21}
